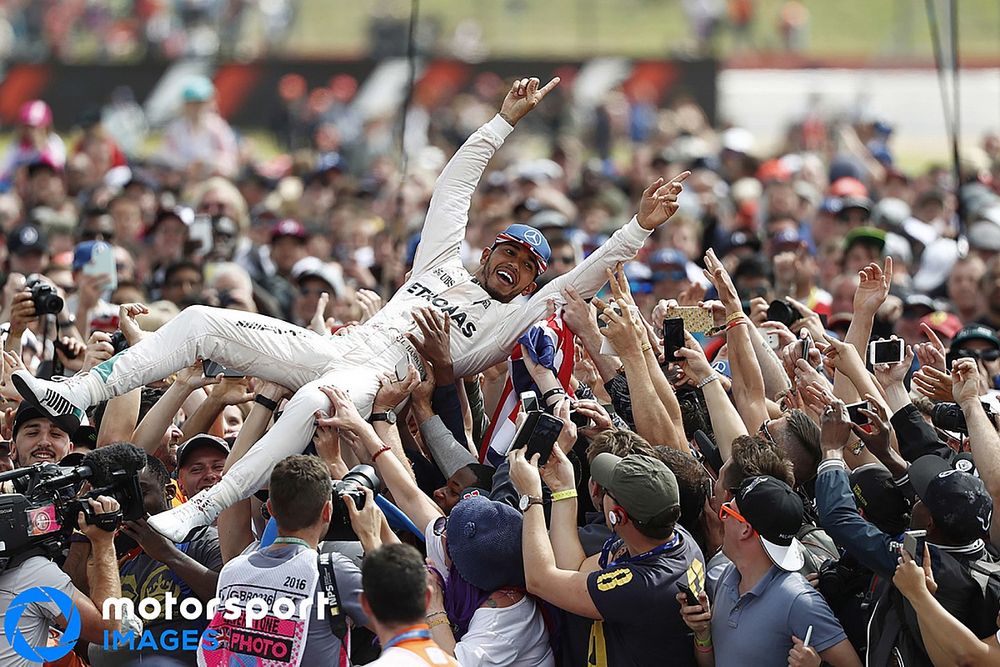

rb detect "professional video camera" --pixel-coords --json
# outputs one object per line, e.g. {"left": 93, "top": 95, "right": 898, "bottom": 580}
{"left": 0, "top": 443, "right": 145, "bottom": 571}
{"left": 326, "top": 464, "right": 380, "bottom": 541}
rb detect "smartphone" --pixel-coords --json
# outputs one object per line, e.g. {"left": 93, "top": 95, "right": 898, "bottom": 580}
{"left": 570, "top": 409, "right": 592, "bottom": 429}
{"left": 80, "top": 241, "right": 118, "bottom": 292}
{"left": 525, "top": 412, "right": 563, "bottom": 466}
{"left": 663, "top": 317, "right": 685, "bottom": 363}
{"left": 394, "top": 357, "right": 410, "bottom": 382}
{"left": 203, "top": 359, "right": 245, "bottom": 378}
{"left": 694, "top": 430, "right": 723, "bottom": 477}
{"left": 510, "top": 411, "right": 542, "bottom": 452}
{"left": 677, "top": 582, "right": 699, "bottom": 607}
{"left": 520, "top": 391, "right": 540, "bottom": 414}
{"left": 765, "top": 332, "right": 781, "bottom": 351}
{"left": 903, "top": 529, "right": 927, "bottom": 566}
{"left": 801, "top": 331, "right": 814, "bottom": 361}
{"left": 846, "top": 400, "right": 871, "bottom": 426}
{"left": 665, "top": 306, "right": 713, "bottom": 334}
{"left": 870, "top": 338, "right": 905, "bottom": 366}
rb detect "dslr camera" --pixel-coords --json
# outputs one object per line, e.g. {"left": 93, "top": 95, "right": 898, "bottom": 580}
{"left": 327, "top": 464, "right": 380, "bottom": 541}
{"left": 26, "top": 276, "right": 64, "bottom": 316}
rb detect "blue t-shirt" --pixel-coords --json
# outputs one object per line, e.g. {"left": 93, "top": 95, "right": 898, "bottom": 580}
{"left": 710, "top": 563, "right": 847, "bottom": 665}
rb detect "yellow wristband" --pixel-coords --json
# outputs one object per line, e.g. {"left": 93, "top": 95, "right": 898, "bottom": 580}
{"left": 428, "top": 616, "right": 450, "bottom": 629}
{"left": 726, "top": 310, "right": 744, "bottom": 323}
{"left": 551, "top": 488, "right": 578, "bottom": 502}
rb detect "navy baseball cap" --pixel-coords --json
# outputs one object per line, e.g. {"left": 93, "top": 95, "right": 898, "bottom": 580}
{"left": 908, "top": 455, "right": 993, "bottom": 542}
{"left": 494, "top": 224, "right": 550, "bottom": 273}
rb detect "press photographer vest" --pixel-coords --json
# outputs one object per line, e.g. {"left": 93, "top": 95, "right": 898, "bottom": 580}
{"left": 198, "top": 545, "right": 320, "bottom": 667}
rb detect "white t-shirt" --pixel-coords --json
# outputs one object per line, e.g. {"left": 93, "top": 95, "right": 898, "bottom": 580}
{"left": 366, "top": 645, "right": 456, "bottom": 666}
{"left": 424, "top": 520, "right": 555, "bottom": 667}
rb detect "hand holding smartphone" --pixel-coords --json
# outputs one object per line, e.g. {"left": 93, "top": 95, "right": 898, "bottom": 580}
{"left": 870, "top": 338, "right": 905, "bottom": 366}
{"left": 903, "top": 529, "right": 927, "bottom": 567}
{"left": 663, "top": 317, "right": 685, "bottom": 363}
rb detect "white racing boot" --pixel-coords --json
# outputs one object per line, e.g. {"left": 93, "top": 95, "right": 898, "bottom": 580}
{"left": 12, "top": 370, "right": 99, "bottom": 433}
{"left": 148, "top": 488, "right": 227, "bottom": 542}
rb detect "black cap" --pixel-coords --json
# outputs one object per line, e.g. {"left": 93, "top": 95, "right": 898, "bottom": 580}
{"left": 12, "top": 401, "right": 79, "bottom": 439}
{"left": 952, "top": 325, "right": 1000, "bottom": 350}
{"left": 7, "top": 224, "right": 47, "bottom": 256}
{"left": 737, "top": 475, "right": 805, "bottom": 571}
{"left": 849, "top": 463, "right": 910, "bottom": 535}
{"left": 908, "top": 455, "right": 993, "bottom": 542}
{"left": 176, "top": 434, "right": 230, "bottom": 469}
{"left": 71, "top": 425, "right": 97, "bottom": 451}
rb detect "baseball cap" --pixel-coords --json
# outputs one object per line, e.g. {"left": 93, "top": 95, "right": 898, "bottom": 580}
{"left": 844, "top": 226, "right": 885, "bottom": 253}
{"left": 902, "top": 294, "right": 937, "bottom": 317}
{"left": 908, "top": 455, "right": 993, "bottom": 543}
{"left": 829, "top": 176, "right": 868, "bottom": 198}
{"left": 837, "top": 196, "right": 873, "bottom": 218}
{"left": 271, "top": 218, "right": 308, "bottom": 243}
{"left": 494, "top": 224, "right": 550, "bottom": 274}
{"left": 291, "top": 256, "right": 346, "bottom": 298}
{"left": 12, "top": 401, "right": 79, "bottom": 440}
{"left": 849, "top": 463, "right": 910, "bottom": 535}
{"left": 920, "top": 311, "right": 963, "bottom": 340}
{"left": 590, "top": 453, "right": 680, "bottom": 525}
{"left": 183, "top": 75, "right": 215, "bottom": 103}
{"left": 7, "top": 224, "right": 47, "bottom": 256}
{"left": 736, "top": 475, "right": 805, "bottom": 572}
{"left": 176, "top": 434, "right": 230, "bottom": 469}
{"left": 71, "top": 425, "right": 97, "bottom": 451}
{"left": 19, "top": 100, "right": 52, "bottom": 128}
{"left": 952, "top": 325, "right": 1000, "bottom": 350}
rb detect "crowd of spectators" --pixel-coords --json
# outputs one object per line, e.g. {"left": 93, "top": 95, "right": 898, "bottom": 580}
{"left": 2, "top": 67, "right": 1000, "bottom": 667}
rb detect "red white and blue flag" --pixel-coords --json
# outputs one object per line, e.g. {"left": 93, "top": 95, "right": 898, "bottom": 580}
{"left": 479, "top": 310, "right": 576, "bottom": 466}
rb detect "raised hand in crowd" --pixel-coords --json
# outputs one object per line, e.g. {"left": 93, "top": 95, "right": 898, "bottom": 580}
{"left": 372, "top": 365, "right": 420, "bottom": 414}
{"left": 911, "top": 364, "right": 954, "bottom": 403}
{"left": 82, "top": 331, "right": 115, "bottom": 372}
{"left": 819, "top": 396, "right": 853, "bottom": 453}
{"left": 310, "top": 290, "right": 331, "bottom": 335}
{"left": 854, "top": 259, "right": 894, "bottom": 316}
{"left": 356, "top": 289, "right": 383, "bottom": 323}
{"left": 914, "top": 322, "right": 947, "bottom": 371}
{"left": 636, "top": 171, "right": 691, "bottom": 230}
{"left": 55, "top": 335, "right": 87, "bottom": 372}
{"left": 404, "top": 306, "right": 454, "bottom": 385}
{"left": 499, "top": 76, "right": 561, "bottom": 126}
{"left": 343, "top": 486, "right": 397, "bottom": 553}
{"left": 119, "top": 302, "right": 150, "bottom": 346}
{"left": 0, "top": 349, "right": 25, "bottom": 401}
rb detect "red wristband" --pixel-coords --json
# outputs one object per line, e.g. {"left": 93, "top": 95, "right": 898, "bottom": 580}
{"left": 371, "top": 446, "right": 392, "bottom": 462}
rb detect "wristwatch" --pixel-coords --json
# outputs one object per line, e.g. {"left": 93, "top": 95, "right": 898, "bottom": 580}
{"left": 369, "top": 409, "right": 397, "bottom": 425}
{"left": 518, "top": 494, "right": 545, "bottom": 512}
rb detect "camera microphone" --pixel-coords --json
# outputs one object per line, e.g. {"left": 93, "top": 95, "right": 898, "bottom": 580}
{"left": 81, "top": 443, "right": 146, "bottom": 487}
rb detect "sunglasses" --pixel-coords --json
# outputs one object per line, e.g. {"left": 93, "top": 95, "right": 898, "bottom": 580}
{"left": 953, "top": 348, "right": 1000, "bottom": 362}
{"left": 718, "top": 501, "right": 750, "bottom": 526}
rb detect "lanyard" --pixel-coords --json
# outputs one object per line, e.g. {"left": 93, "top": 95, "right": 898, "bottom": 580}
{"left": 272, "top": 536, "right": 313, "bottom": 550}
{"left": 605, "top": 532, "right": 681, "bottom": 568}
{"left": 383, "top": 627, "right": 432, "bottom": 650}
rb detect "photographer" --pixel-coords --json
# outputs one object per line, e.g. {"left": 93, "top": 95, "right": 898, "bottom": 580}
{"left": 201, "top": 455, "right": 368, "bottom": 666}
{"left": 0, "top": 496, "right": 122, "bottom": 667}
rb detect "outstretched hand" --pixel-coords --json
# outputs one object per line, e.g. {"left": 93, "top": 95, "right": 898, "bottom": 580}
{"left": 637, "top": 172, "right": 691, "bottom": 230}
{"left": 499, "top": 77, "right": 560, "bottom": 126}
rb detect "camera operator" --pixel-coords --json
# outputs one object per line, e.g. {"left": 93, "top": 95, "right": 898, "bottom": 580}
{"left": 0, "top": 496, "right": 123, "bottom": 667}
{"left": 201, "top": 455, "right": 368, "bottom": 667}
{"left": 10, "top": 402, "right": 76, "bottom": 467}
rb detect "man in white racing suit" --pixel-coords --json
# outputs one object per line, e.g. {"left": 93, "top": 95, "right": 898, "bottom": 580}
{"left": 12, "top": 76, "right": 690, "bottom": 542}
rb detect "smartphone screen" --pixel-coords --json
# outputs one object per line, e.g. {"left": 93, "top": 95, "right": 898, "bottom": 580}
{"left": 663, "top": 317, "right": 685, "bottom": 362}
{"left": 870, "top": 339, "right": 904, "bottom": 365}
{"left": 394, "top": 357, "right": 410, "bottom": 382}
{"left": 520, "top": 391, "right": 540, "bottom": 413}
{"left": 525, "top": 412, "right": 563, "bottom": 466}
{"left": 510, "top": 411, "right": 542, "bottom": 452}
{"left": 801, "top": 331, "right": 814, "bottom": 361}
{"left": 846, "top": 400, "right": 871, "bottom": 426}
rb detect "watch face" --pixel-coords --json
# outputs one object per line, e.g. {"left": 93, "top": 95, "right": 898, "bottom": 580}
{"left": 385, "top": 410, "right": 397, "bottom": 424}
{"left": 518, "top": 495, "right": 530, "bottom": 511}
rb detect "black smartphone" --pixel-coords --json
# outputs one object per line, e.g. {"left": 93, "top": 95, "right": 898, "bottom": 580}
{"left": 570, "top": 409, "right": 592, "bottom": 429}
{"left": 510, "top": 411, "right": 543, "bottom": 452}
{"left": 846, "top": 400, "right": 871, "bottom": 426}
{"left": 203, "top": 359, "right": 245, "bottom": 378}
{"left": 526, "top": 412, "right": 563, "bottom": 466}
{"left": 663, "top": 317, "right": 685, "bottom": 363}
{"left": 903, "top": 529, "right": 927, "bottom": 567}
{"left": 677, "top": 582, "right": 699, "bottom": 607}
{"left": 801, "top": 331, "right": 814, "bottom": 361}
{"left": 694, "top": 430, "right": 723, "bottom": 477}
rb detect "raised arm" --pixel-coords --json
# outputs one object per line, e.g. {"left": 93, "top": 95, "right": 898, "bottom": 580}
{"left": 412, "top": 77, "right": 559, "bottom": 275}
{"left": 496, "top": 172, "right": 690, "bottom": 346}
